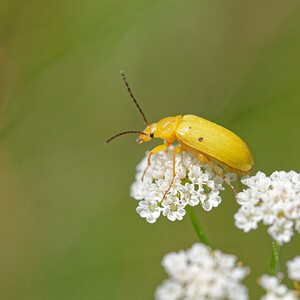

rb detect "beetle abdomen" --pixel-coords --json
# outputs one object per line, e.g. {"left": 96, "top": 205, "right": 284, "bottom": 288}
{"left": 175, "top": 115, "right": 253, "bottom": 174}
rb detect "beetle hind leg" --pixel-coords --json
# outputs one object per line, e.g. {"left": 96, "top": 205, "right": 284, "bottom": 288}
{"left": 197, "top": 153, "right": 238, "bottom": 198}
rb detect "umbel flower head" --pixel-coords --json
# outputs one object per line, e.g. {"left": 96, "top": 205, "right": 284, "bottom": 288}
{"left": 155, "top": 243, "right": 250, "bottom": 300}
{"left": 234, "top": 171, "right": 300, "bottom": 245}
{"left": 130, "top": 146, "right": 237, "bottom": 223}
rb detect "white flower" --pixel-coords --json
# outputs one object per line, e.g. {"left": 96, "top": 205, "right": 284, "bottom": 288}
{"left": 155, "top": 280, "right": 183, "bottom": 300}
{"left": 179, "top": 182, "right": 202, "bottom": 206}
{"left": 162, "top": 196, "right": 186, "bottom": 221}
{"left": 234, "top": 205, "right": 263, "bottom": 232}
{"left": 136, "top": 200, "right": 162, "bottom": 223}
{"left": 242, "top": 171, "right": 272, "bottom": 192}
{"left": 259, "top": 274, "right": 298, "bottom": 300}
{"left": 287, "top": 256, "right": 300, "bottom": 281}
{"left": 234, "top": 171, "right": 300, "bottom": 245}
{"left": 201, "top": 191, "right": 222, "bottom": 211}
{"left": 131, "top": 146, "right": 236, "bottom": 223}
{"left": 267, "top": 218, "right": 294, "bottom": 244}
{"left": 155, "top": 243, "right": 250, "bottom": 300}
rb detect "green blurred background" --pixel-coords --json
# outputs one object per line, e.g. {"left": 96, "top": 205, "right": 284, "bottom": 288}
{"left": 0, "top": 0, "right": 300, "bottom": 299}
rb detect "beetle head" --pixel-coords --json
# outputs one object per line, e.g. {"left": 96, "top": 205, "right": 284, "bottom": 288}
{"left": 137, "top": 123, "right": 157, "bottom": 144}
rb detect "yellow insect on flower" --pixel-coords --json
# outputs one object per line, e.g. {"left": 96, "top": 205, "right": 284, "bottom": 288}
{"left": 106, "top": 71, "right": 254, "bottom": 198}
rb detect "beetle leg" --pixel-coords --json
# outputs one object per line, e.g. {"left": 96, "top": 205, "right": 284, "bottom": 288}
{"left": 197, "top": 153, "right": 238, "bottom": 198}
{"left": 161, "top": 146, "right": 183, "bottom": 201}
{"left": 142, "top": 144, "right": 170, "bottom": 180}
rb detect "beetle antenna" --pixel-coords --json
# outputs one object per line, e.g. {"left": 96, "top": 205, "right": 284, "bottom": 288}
{"left": 106, "top": 131, "right": 146, "bottom": 144}
{"left": 120, "top": 71, "right": 149, "bottom": 126}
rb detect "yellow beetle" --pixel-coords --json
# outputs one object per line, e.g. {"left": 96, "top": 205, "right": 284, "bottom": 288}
{"left": 107, "top": 71, "right": 254, "bottom": 199}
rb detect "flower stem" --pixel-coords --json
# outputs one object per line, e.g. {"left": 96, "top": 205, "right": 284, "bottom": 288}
{"left": 186, "top": 206, "right": 212, "bottom": 249}
{"left": 269, "top": 240, "right": 280, "bottom": 275}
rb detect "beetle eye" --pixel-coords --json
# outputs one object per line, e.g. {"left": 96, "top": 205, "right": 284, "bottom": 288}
{"left": 150, "top": 132, "right": 154, "bottom": 138}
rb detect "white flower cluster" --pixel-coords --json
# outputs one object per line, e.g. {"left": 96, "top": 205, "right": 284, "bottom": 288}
{"left": 234, "top": 171, "right": 300, "bottom": 244}
{"left": 155, "top": 243, "right": 250, "bottom": 300}
{"left": 287, "top": 256, "right": 300, "bottom": 282}
{"left": 130, "top": 146, "right": 237, "bottom": 223}
{"left": 259, "top": 274, "right": 298, "bottom": 300}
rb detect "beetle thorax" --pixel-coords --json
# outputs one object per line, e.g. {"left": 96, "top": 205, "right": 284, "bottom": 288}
{"left": 137, "top": 115, "right": 182, "bottom": 144}
{"left": 155, "top": 116, "right": 182, "bottom": 144}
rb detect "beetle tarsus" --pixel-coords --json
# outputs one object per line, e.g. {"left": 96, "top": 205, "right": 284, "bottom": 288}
{"left": 161, "top": 177, "right": 175, "bottom": 202}
{"left": 142, "top": 166, "right": 149, "bottom": 181}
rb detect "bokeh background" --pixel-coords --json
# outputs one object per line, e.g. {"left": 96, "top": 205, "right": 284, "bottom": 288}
{"left": 0, "top": 0, "right": 300, "bottom": 299}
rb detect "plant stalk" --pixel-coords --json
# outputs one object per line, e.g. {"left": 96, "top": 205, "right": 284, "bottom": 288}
{"left": 186, "top": 206, "right": 212, "bottom": 249}
{"left": 269, "top": 240, "right": 280, "bottom": 275}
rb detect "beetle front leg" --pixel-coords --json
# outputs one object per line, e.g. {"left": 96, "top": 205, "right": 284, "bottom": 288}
{"left": 161, "top": 146, "right": 183, "bottom": 201}
{"left": 142, "top": 144, "right": 171, "bottom": 180}
{"left": 197, "top": 153, "right": 237, "bottom": 198}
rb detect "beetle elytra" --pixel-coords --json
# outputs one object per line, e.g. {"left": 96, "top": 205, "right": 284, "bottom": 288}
{"left": 106, "top": 71, "right": 254, "bottom": 199}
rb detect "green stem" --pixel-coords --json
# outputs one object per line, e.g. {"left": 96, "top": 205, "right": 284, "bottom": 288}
{"left": 186, "top": 206, "right": 212, "bottom": 249}
{"left": 269, "top": 240, "right": 280, "bottom": 275}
